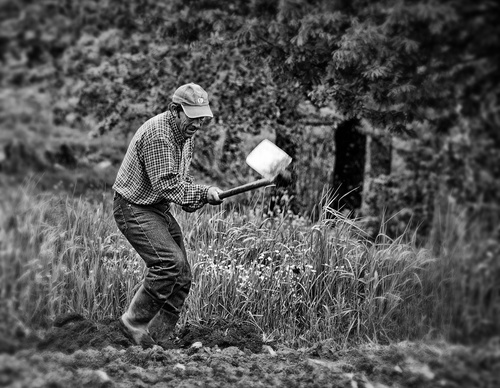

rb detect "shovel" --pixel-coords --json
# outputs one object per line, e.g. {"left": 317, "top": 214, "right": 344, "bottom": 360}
{"left": 219, "top": 139, "right": 292, "bottom": 199}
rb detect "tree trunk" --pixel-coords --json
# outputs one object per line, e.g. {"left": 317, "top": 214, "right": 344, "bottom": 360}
{"left": 360, "top": 132, "right": 392, "bottom": 237}
{"left": 331, "top": 118, "right": 366, "bottom": 214}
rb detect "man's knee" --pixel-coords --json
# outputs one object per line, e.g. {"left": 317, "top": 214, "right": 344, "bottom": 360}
{"left": 147, "top": 251, "right": 185, "bottom": 279}
{"left": 144, "top": 254, "right": 191, "bottom": 298}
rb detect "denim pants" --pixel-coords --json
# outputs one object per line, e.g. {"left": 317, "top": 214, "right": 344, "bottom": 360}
{"left": 113, "top": 193, "right": 192, "bottom": 324}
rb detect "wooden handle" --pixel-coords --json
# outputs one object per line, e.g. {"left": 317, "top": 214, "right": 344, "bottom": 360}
{"left": 219, "top": 178, "right": 274, "bottom": 199}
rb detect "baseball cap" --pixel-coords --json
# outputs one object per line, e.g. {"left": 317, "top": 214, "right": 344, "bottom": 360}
{"left": 172, "top": 83, "right": 213, "bottom": 118}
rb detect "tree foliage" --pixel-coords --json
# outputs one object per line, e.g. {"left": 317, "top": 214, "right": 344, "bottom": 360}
{"left": 1, "top": 0, "right": 499, "bottom": 231}
{"left": 227, "top": 0, "right": 500, "bottom": 223}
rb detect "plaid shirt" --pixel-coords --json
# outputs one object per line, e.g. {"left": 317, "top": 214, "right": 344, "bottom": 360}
{"left": 113, "top": 111, "right": 209, "bottom": 207}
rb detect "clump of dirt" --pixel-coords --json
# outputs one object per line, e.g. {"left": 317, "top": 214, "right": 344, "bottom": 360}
{"left": 177, "top": 318, "right": 264, "bottom": 353}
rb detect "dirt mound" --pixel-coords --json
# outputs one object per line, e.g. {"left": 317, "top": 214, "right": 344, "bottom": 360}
{"left": 177, "top": 319, "right": 264, "bottom": 353}
{"left": 37, "top": 314, "right": 133, "bottom": 353}
{"left": 34, "top": 313, "right": 264, "bottom": 354}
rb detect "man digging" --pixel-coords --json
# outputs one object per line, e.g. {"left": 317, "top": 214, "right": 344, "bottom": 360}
{"left": 113, "top": 83, "right": 223, "bottom": 348}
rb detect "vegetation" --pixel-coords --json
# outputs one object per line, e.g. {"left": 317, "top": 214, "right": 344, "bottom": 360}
{"left": 1, "top": 0, "right": 499, "bottom": 230}
{"left": 1, "top": 0, "right": 499, "bottom": 349}
{"left": 1, "top": 183, "right": 498, "bottom": 347}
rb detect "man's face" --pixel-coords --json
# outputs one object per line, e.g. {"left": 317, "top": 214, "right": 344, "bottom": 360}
{"left": 178, "top": 112, "right": 210, "bottom": 139}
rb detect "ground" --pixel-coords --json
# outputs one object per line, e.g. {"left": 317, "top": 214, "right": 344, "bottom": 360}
{"left": 0, "top": 314, "right": 499, "bottom": 388}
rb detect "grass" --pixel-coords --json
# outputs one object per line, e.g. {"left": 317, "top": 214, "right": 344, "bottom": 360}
{"left": 1, "top": 181, "right": 498, "bottom": 348}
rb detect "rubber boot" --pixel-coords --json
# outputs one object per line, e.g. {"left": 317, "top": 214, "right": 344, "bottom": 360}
{"left": 148, "top": 309, "right": 179, "bottom": 349}
{"left": 120, "top": 285, "right": 162, "bottom": 349}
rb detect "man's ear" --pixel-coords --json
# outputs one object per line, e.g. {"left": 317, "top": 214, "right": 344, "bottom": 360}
{"left": 169, "top": 103, "right": 181, "bottom": 118}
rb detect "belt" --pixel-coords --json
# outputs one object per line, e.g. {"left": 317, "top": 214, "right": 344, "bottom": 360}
{"left": 114, "top": 191, "right": 170, "bottom": 211}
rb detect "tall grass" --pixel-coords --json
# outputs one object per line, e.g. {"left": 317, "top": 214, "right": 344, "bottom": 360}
{"left": 1, "top": 183, "right": 498, "bottom": 347}
{"left": 0, "top": 183, "right": 141, "bottom": 326}
{"left": 420, "top": 203, "right": 500, "bottom": 342}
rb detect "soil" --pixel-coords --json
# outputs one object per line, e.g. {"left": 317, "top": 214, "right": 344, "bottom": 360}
{"left": 0, "top": 314, "right": 499, "bottom": 388}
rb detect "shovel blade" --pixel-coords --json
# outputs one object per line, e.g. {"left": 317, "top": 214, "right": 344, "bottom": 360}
{"left": 246, "top": 139, "right": 292, "bottom": 180}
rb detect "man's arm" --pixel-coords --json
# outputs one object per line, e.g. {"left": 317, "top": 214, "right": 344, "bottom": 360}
{"left": 182, "top": 187, "right": 223, "bottom": 212}
{"left": 142, "top": 137, "right": 210, "bottom": 206}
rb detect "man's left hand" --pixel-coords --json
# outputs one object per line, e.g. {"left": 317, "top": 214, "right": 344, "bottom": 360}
{"left": 207, "top": 187, "right": 224, "bottom": 205}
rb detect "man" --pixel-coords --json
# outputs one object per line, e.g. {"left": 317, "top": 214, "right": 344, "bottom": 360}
{"left": 113, "top": 82, "right": 223, "bottom": 348}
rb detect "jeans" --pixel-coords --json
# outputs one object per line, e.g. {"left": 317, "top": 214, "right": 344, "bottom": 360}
{"left": 113, "top": 193, "right": 192, "bottom": 325}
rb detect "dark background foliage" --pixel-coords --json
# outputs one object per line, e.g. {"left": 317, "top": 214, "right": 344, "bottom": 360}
{"left": 1, "top": 0, "right": 499, "bottom": 240}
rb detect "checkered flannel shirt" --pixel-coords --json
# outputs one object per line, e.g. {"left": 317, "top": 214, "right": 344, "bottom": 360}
{"left": 113, "top": 111, "right": 210, "bottom": 207}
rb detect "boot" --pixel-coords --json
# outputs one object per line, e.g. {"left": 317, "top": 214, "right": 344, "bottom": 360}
{"left": 148, "top": 309, "right": 179, "bottom": 349}
{"left": 120, "top": 285, "right": 162, "bottom": 348}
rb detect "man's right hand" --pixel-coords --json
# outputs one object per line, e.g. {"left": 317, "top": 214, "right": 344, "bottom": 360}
{"left": 207, "top": 186, "right": 223, "bottom": 205}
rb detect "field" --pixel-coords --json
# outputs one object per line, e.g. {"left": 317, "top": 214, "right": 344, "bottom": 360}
{"left": 1, "top": 180, "right": 499, "bottom": 387}
{"left": 2, "top": 337, "right": 498, "bottom": 387}
{"left": 1, "top": 0, "right": 499, "bottom": 385}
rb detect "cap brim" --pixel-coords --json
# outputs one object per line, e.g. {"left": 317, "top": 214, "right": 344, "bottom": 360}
{"left": 181, "top": 104, "right": 213, "bottom": 118}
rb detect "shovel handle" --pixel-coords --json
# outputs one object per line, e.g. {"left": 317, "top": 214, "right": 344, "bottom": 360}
{"left": 219, "top": 178, "right": 274, "bottom": 199}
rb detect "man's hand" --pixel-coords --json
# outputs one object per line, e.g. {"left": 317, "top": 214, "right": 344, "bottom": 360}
{"left": 207, "top": 186, "right": 223, "bottom": 205}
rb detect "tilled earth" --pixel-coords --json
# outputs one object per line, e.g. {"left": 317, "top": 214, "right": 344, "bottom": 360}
{"left": 0, "top": 314, "right": 499, "bottom": 388}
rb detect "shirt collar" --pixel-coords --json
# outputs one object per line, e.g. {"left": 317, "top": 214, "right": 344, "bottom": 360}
{"left": 167, "top": 111, "right": 186, "bottom": 146}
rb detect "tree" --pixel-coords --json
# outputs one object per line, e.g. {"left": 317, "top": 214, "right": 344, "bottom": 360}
{"left": 223, "top": 0, "right": 500, "bottom": 228}
{"left": 3, "top": 0, "right": 498, "bottom": 231}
